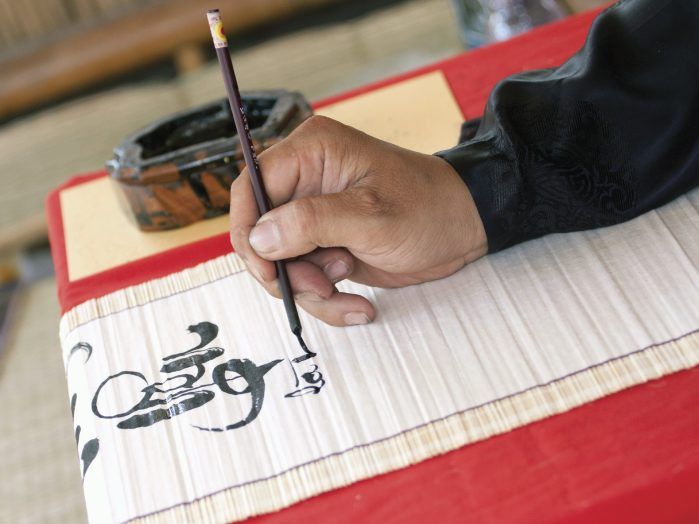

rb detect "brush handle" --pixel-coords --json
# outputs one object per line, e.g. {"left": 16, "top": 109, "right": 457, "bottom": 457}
{"left": 208, "top": 9, "right": 301, "bottom": 337}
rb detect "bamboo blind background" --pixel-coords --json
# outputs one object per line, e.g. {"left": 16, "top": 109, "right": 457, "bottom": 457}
{"left": 0, "top": 279, "right": 87, "bottom": 523}
{"left": 0, "top": 0, "right": 158, "bottom": 50}
{"left": 0, "top": 0, "right": 606, "bottom": 52}
{"left": 0, "top": 0, "right": 464, "bottom": 233}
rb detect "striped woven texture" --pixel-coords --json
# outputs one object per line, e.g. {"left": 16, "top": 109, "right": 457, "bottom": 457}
{"left": 60, "top": 187, "right": 699, "bottom": 523}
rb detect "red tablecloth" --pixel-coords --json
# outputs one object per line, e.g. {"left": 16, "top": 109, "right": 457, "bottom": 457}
{"left": 47, "top": 8, "right": 699, "bottom": 523}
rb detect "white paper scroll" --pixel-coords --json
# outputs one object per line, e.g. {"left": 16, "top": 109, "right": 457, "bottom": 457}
{"left": 61, "top": 188, "right": 699, "bottom": 523}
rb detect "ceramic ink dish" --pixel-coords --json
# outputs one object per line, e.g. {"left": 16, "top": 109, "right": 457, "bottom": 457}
{"left": 107, "top": 90, "right": 312, "bottom": 231}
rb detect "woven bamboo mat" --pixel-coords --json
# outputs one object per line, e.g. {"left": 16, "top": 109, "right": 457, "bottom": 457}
{"left": 0, "top": 278, "right": 88, "bottom": 524}
{"left": 59, "top": 187, "right": 699, "bottom": 523}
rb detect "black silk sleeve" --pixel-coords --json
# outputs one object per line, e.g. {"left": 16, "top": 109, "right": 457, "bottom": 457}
{"left": 436, "top": 0, "right": 699, "bottom": 253}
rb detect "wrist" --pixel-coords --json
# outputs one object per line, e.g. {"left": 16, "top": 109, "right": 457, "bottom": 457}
{"left": 433, "top": 155, "right": 488, "bottom": 262}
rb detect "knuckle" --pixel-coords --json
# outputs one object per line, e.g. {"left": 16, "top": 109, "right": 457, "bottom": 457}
{"left": 290, "top": 198, "right": 319, "bottom": 239}
{"left": 299, "top": 114, "right": 334, "bottom": 135}
{"left": 229, "top": 224, "right": 250, "bottom": 249}
{"left": 352, "top": 185, "right": 393, "bottom": 218}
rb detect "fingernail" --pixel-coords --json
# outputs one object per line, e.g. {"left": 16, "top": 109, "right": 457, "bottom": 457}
{"left": 344, "top": 312, "right": 370, "bottom": 326}
{"left": 249, "top": 220, "right": 281, "bottom": 254}
{"left": 324, "top": 259, "right": 351, "bottom": 282}
{"left": 295, "top": 291, "right": 324, "bottom": 302}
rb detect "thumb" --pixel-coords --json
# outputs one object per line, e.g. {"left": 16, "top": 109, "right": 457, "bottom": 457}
{"left": 248, "top": 185, "right": 385, "bottom": 260}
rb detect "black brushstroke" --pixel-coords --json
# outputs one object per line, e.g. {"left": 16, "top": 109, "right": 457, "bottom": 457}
{"left": 92, "top": 369, "right": 218, "bottom": 427}
{"left": 284, "top": 364, "right": 326, "bottom": 398}
{"left": 92, "top": 371, "right": 149, "bottom": 420}
{"left": 92, "top": 324, "right": 282, "bottom": 432}
{"left": 67, "top": 341, "right": 100, "bottom": 480}
{"left": 91, "top": 320, "right": 324, "bottom": 434}
{"left": 159, "top": 347, "right": 224, "bottom": 381}
{"left": 292, "top": 332, "right": 316, "bottom": 363}
{"left": 193, "top": 358, "right": 282, "bottom": 431}
{"left": 162, "top": 322, "right": 219, "bottom": 361}
{"left": 288, "top": 360, "right": 301, "bottom": 388}
{"left": 67, "top": 342, "right": 92, "bottom": 365}
{"left": 70, "top": 393, "right": 77, "bottom": 417}
{"left": 117, "top": 390, "right": 215, "bottom": 429}
{"left": 80, "top": 438, "right": 99, "bottom": 477}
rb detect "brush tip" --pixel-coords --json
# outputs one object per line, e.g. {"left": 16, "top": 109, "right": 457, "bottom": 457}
{"left": 293, "top": 330, "right": 307, "bottom": 348}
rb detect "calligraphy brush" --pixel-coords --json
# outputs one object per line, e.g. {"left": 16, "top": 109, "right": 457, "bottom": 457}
{"left": 207, "top": 9, "right": 313, "bottom": 361}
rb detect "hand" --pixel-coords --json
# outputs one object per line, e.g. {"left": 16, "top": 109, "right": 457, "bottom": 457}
{"left": 229, "top": 115, "right": 487, "bottom": 327}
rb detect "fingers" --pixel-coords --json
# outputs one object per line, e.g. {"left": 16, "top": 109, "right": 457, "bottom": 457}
{"left": 256, "top": 260, "right": 334, "bottom": 302}
{"left": 299, "top": 247, "right": 354, "bottom": 284}
{"left": 249, "top": 185, "right": 387, "bottom": 261}
{"left": 230, "top": 116, "right": 354, "bottom": 283}
{"left": 348, "top": 257, "right": 467, "bottom": 289}
{"left": 253, "top": 257, "right": 375, "bottom": 327}
{"left": 229, "top": 115, "right": 384, "bottom": 327}
{"left": 298, "top": 290, "right": 375, "bottom": 327}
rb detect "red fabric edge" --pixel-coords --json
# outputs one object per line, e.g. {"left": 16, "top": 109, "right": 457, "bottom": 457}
{"left": 46, "top": 172, "right": 234, "bottom": 312}
{"left": 251, "top": 368, "right": 699, "bottom": 524}
{"left": 46, "top": 171, "right": 102, "bottom": 311}
{"left": 313, "top": 6, "right": 604, "bottom": 114}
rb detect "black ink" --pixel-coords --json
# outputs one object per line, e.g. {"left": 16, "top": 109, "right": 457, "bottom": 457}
{"left": 285, "top": 333, "right": 326, "bottom": 397}
{"left": 285, "top": 364, "right": 326, "bottom": 398}
{"left": 116, "top": 389, "right": 215, "bottom": 429}
{"left": 292, "top": 332, "right": 316, "bottom": 363}
{"left": 90, "top": 321, "right": 327, "bottom": 435}
{"left": 289, "top": 361, "right": 300, "bottom": 388}
{"left": 92, "top": 322, "right": 282, "bottom": 431}
{"left": 68, "top": 344, "right": 100, "bottom": 480}
{"left": 92, "top": 369, "right": 216, "bottom": 428}
{"left": 67, "top": 342, "right": 92, "bottom": 365}
{"left": 194, "top": 358, "right": 282, "bottom": 431}
{"left": 81, "top": 438, "right": 99, "bottom": 477}
{"left": 160, "top": 347, "right": 224, "bottom": 382}
{"left": 162, "top": 321, "right": 219, "bottom": 361}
